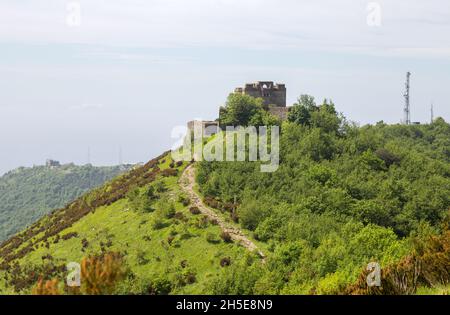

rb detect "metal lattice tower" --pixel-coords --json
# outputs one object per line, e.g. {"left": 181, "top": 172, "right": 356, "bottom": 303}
{"left": 403, "top": 72, "right": 411, "bottom": 125}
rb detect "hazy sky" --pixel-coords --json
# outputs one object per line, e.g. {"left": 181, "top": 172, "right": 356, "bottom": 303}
{"left": 1, "top": 0, "right": 449, "bottom": 174}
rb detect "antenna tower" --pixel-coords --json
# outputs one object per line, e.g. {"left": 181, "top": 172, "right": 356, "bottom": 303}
{"left": 403, "top": 72, "right": 411, "bottom": 125}
{"left": 431, "top": 103, "right": 434, "bottom": 124}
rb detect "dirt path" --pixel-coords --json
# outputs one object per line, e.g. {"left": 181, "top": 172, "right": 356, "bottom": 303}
{"left": 180, "top": 164, "right": 265, "bottom": 259}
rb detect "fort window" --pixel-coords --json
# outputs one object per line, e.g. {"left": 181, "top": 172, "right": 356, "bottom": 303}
{"left": 262, "top": 84, "right": 271, "bottom": 97}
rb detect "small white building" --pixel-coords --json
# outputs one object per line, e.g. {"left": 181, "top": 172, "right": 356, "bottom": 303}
{"left": 187, "top": 120, "right": 220, "bottom": 137}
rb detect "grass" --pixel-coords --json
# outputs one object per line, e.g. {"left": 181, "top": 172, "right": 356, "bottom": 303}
{"left": 0, "top": 156, "right": 251, "bottom": 294}
{"left": 416, "top": 285, "right": 450, "bottom": 295}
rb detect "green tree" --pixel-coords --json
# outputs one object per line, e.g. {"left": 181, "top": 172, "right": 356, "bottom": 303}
{"left": 310, "top": 99, "right": 342, "bottom": 134}
{"left": 219, "top": 93, "right": 265, "bottom": 127}
{"left": 287, "top": 94, "right": 317, "bottom": 125}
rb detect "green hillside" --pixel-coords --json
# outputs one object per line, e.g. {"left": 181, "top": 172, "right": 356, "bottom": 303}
{"left": 0, "top": 94, "right": 448, "bottom": 295}
{"left": 198, "top": 94, "right": 450, "bottom": 294}
{"left": 0, "top": 154, "right": 251, "bottom": 294}
{"left": 0, "top": 163, "right": 132, "bottom": 242}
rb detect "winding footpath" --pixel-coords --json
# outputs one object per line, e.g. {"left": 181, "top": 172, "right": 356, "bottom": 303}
{"left": 180, "top": 164, "right": 265, "bottom": 259}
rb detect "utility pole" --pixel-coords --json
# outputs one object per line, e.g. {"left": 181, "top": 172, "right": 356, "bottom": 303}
{"left": 403, "top": 72, "right": 411, "bottom": 125}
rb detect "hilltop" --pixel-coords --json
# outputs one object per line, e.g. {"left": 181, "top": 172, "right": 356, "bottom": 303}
{"left": 0, "top": 94, "right": 448, "bottom": 295}
{"left": 0, "top": 163, "right": 132, "bottom": 242}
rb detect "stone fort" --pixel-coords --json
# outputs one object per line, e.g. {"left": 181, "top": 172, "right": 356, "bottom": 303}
{"left": 234, "top": 81, "right": 286, "bottom": 107}
{"left": 234, "top": 81, "right": 289, "bottom": 120}
{"left": 187, "top": 81, "right": 289, "bottom": 135}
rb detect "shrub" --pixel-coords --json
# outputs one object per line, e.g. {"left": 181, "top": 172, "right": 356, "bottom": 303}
{"left": 185, "top": 271, "right": 197, "bottom": 285}
{"left": 177, "top": 194, "right": 190, "bottom": 206}
{"left": 155, "top": 181, "right": 166, "bottom": 193}
{"left": 220, "top": 257, "right": 231, "bottom": 267}
{"left": 195, "top": 216, "right": 209, "bottom": 229}
{"left": 81, "top": 252, "right": 126, "bottom": 295}
{"left": 61, "top": 232, "right": 78, "bottom": 241}
{"left": 148, "top": 277, "right": 172, "bottom": 295}
{"left": 189, "top": 207, "right": 201, "bottom": 215}
{"left": 220, "top": 231, "right": 233, "bottom": 243}
{"left": 136, "top": 250, "right": 149, "bottom": 265}
{"left": 152, "top": 217, "right": 166, "bottom": 230}
{"left": 146, "top": 186, "right": 157, "bottom": 201}
{"left": 163, "top": 203, "right": 176, "bottom": 219}
{"left": 204, "top": 197, "right": 220, "bottom": 209}
{"left": 32, "top": 278, "right": 60, "bottom": 295}
{"left": 167, "top": 235, "right": 175, "bottom": 245}
{"left": 173, "top": 268, "right": 197, "bottom": 287}
{"left": 161, "top": 169, "right": 178, "bottom": 177}
{"left": 238, "top": 199, "right": 270, "bottom": 231}
{"left": 210, "top": 218, "right": 219, "bottom": 225}
{"left": 41, "top": 254, "right": 53, "bottom": 261}
{"left": 81, "top": 238, "right": 89, "bottom": 250}
{"left": 173, "top": 212, "right": 186, "bottom": 221}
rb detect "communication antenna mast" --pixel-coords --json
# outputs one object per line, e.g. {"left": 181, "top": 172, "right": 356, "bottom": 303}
{"left": 403, "top": 72, "right": 411, "bottom": 125}
{"left": 87, "top": 146, "right": 91, "bottom": 165}
{"left": 431, "top": 103, "right": 434, "bottom": 124}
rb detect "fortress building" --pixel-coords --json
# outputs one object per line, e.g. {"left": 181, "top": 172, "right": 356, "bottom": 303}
{"left": 235, "top": 81, "right": 286, "bottom": 107}
{"left": 234, "top": 81, "right": 289, "bottom": 120}
{"left": 187, "top": 81, "right": 290, "bottom": 135}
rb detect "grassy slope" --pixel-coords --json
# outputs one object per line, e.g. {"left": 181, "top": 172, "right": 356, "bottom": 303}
{"left": 0, "top": 154, "right": 251, "bottom": 294}
{"left": 2, "top": 132, "right": 446, "bottom": 295}
{"left": 0, "top": 163, "right": 131, "bottom": 241}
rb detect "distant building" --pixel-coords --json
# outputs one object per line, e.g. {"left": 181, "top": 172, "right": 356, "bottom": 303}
{"left": 187, "top": 120, "right": 220, "bottom": 137}
{"left": 234, "top": 81, "right": 289, "bottom": 120}
{"left": 46, "top": 159, "right": 61, "bottom": 168}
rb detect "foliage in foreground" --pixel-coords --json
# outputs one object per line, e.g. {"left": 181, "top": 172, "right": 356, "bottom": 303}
{"left": 32, "top": 252, "right": 126, "bottom": 295}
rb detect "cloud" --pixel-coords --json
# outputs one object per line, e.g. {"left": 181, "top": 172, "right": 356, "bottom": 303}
{"left": 70, "top": 103, "right": 104, "bottom": 110}
{"left": 76, "top": 49, "right": 192, "bottom": 64}
{"left": 0, "top": 0, "right": 449, "bottom": 59}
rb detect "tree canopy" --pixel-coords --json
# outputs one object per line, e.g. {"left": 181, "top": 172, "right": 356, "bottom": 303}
{"left": 199, "top": 95, "right": 450, "bottom": 294}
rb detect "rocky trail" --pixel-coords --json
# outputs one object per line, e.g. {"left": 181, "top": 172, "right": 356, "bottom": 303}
{"left": 180, "top": 164, "right": 265, "bottom": 259}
